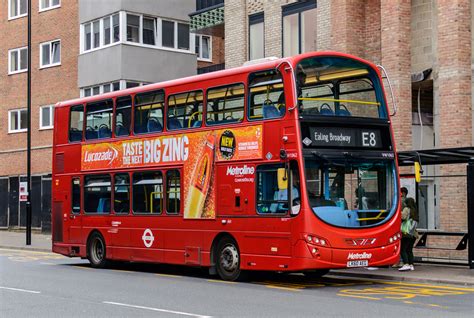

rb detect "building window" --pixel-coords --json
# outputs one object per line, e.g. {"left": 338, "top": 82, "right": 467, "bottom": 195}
{"left": 40, "top": 40, "right": 61, "bottom": 68}
{"left": 162, "top": 20, "right": 175, "bottom": 48}
{"left": 9, "top": 0, "right": 27, "bottom": 19}
{"left": 84, "top": 23, "right": 92, "bottom": 51}
{"left": 195, "top": 34, "right": 211, "bottom": 61}
{"left": 282, "top": 1, "right": 317, "bottom": 57}
{"left": 8, "top": 109, "right": 27, "bottom": 133}
{"left": 93, "top": 20, "right": 100, "bottom": 49}
{"left": 113, "top": 14, "right": 120, "bottom": 42}
{"left": 82, "top": 13, "right": 120, "bottom": 53}
{"left": 249, "top": 13, "right": 264, "bottom": 60}
{"left": 8, "top": 47, "right": 27, "bottom": 74}
{"left": 39, "top": 0, "right": 60, "bottom": 12}
{"left": 81, "top": 81, "right": 120, "bottom": 97}
{"left": 143, "top": 17, "right": 156, "bottom": 45}
{"left": 127, "top": 14, "right": 140, "bottom": 43}
{"left": 103, "top": 17, "right": 111, "bottom": 45}
{"left": 125, "top": 81, "right": 140, "bottom": 89}
{"left": 40, "top": 105, "right": 54, "bottom": 129}
{"left": 177, "top": 23, "right": 190, "bottom": 50}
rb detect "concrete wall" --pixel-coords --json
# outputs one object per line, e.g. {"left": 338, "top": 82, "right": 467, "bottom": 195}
{"left": 78, "top": 45, "right": 197, "bottom": 87}
{"left": 79, "top": 0, "right": 194, "bottom": 23}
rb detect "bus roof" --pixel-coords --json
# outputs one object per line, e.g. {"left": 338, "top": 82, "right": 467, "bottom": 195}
{"left": 55, "top": 51, "right": 378, "bottom": 108}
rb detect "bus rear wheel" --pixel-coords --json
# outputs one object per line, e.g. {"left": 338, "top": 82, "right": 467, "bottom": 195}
{"left": 216, "top": 237, "right": 242, "bottom": 281}
{"left": 87, "top": 232, "right": 108, "bottom": 268}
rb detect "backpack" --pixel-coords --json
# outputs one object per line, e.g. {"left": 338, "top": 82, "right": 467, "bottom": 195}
{"left": 401, "top": 218, "right": 418, "bottom": 238}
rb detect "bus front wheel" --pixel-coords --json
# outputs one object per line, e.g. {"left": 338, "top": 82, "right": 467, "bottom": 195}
{"left": 216, "top": 237, "right": 242, "bottom": 281}
{"left": 87, "top": 232, "right": 108, "bottom": 268}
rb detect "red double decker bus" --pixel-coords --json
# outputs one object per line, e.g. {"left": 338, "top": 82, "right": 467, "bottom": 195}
{"left": 52, "top": 52, "right": 401, "bottom": 280}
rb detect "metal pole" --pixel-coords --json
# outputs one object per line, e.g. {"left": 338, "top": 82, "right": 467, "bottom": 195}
{"left": 467, "top": 161, "right": 474, "bottom": 269}
{"left": 26, "top": 0, "right": 32, "bottom": 245}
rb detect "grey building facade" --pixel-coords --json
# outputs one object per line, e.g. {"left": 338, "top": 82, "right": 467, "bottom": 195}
{"left": 78, "top": 0, "right": 197, "bottom": 96}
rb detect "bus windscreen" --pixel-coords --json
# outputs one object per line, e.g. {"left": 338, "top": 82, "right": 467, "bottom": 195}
{"left": 304, "top": 159, "right": 396, "bottom": 228}
{"left": 296, "top": 57, "right": 387, "bottom": 119}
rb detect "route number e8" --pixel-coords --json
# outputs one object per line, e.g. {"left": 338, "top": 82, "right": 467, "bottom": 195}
{"left": 362, "top": 132, "right": 377, "bottom": 147}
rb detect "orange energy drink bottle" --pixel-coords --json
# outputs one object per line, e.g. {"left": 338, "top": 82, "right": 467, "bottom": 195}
{"left": 184, "top": 134, "right": 215, "bottom": 218}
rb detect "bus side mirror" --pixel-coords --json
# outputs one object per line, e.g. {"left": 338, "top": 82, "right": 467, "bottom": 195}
{"left": 277, "top": 168, "right": 288, "bottom": 190}
{"left": 415, "top": 162, "right": 422, "bottom": 183}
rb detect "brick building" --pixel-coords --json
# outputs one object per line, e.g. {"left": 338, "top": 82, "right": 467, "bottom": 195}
{"left": 0, "top": 0, "right": 79, "bottom": 230}
{"left": 222, "top": 0, "right": 472, "bottom": 260}
{"left": 0, "top": 0, "right": 222, "bottom": 231}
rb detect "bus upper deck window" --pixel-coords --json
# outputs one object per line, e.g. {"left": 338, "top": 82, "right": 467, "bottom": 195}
{"left": 69, "top": 105, "right": 84, "bottom": 142}
{"left": 85, "top": 99, "right": 113, "bottom": 140}
{"left": 167, "top": 91, "right": 203, "bottom": 130}
{"left": 134, "top": 90, "right": 164, "bottom": 134}
{"left": 115, "top": 96, "right": 132, "bottom": 137}
{"left": 248, "top": 70, "right": 285, "bottom": 121}
{"left": 206, "top": 83, "right": 245, "bottom": 126}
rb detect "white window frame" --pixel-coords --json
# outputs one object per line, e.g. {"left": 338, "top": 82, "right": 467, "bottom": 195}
{"left": 80, "top": 81, "right": 122, "bottom": 97}
{"left": 8, "top": 108, "right": 27, "bottom": 133}
{"left": 39, "top": 0, "right": 60, "bottom": 13}
{"left": 8, "top": 0, "right": 28, "bottom": 20}
{"left": 39, "top": 39, "right": 61, "bottom": 69}
{"left": 81, "top": 13, "right": 122, "bottom": 54}
{"left": 39, "top": 105, "right": 54, "bottom": 130}
{"left": 92, "top": 20, "right": 101, "bottom": 49}
{"left": 126, "top": 13, "right": 141, "bottom": 44}
{"left": 8, "top": 46, "right": 28, "bottom": 75}
{"left": 195, "top": 34, "right": 212, "bottom": 62}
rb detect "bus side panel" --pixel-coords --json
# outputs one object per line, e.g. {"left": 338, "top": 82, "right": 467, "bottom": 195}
{"left": 52, "top": 200, "right": 63, "bottom": 243}
{"left": 128, "top": 217, "right": 164, "bottom": 263}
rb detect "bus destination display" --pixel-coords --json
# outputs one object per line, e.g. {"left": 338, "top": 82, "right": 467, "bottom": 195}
{"left": 307, "top": 127, "right": 382, "bottom": 148}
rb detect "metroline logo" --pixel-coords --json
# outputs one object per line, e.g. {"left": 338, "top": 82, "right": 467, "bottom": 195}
{"left": 347, "top": 252, "right": 372, "bottom": 260}
{"left": 226, "top": 165, "right": 255, "bottom": 176}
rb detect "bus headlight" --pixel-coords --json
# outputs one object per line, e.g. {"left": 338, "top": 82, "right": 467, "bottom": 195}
{"left": 389, "top": 233, "right": 401, "bottom": 244}
{"left": 304, "top": 234, "right": 330, "bottom": 247}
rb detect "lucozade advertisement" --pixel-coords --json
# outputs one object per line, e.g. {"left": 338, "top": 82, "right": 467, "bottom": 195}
{"left": 80, "top": 125, "right": 263, "bottom": 219}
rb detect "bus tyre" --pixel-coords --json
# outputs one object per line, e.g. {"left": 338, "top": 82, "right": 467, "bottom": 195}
{"left": 87, "top": 232, "right": 108, "bottom": 268}
{"left": 303, "top": 269, "right": 329, "bottom": 279}
{"left": 216, "top": 237, "right": 243, "bottom": 281}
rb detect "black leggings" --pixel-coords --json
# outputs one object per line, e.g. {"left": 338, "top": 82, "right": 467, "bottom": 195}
{"left": 401, "top": 236, "right": 416, "bottom": 265}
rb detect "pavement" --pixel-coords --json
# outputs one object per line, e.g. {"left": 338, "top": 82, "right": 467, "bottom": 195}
{"left": 1, "top": 230, "right": 473, "bottom": 286}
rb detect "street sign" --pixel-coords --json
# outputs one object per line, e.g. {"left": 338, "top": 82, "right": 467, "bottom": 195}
{"left": 19, "top": 181, "right": 28, "bottom": 202}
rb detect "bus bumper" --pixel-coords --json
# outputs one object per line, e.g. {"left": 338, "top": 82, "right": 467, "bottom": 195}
{"left": 290, "top": 239, "right": 400, "bottom": 271}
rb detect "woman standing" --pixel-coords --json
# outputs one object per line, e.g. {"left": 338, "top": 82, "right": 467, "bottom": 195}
{"left": 399, "top": 198, "right": 418, "bottom": 271}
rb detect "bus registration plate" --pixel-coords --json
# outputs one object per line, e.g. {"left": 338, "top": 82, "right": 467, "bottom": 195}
{"left": 347, "top": 260, "right": 368, "bottom": 268}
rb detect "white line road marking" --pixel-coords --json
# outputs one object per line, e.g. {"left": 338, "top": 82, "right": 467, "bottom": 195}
{"left": 103, "top": 301, "right": 212, "bottom": 317}
{"left": 0, "top": 286, "right": 41, "bottom": 294}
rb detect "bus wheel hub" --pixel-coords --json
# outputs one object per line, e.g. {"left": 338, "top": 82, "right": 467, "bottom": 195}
{"left": 220, "top": 245, "right": 239, "bottom": 272}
